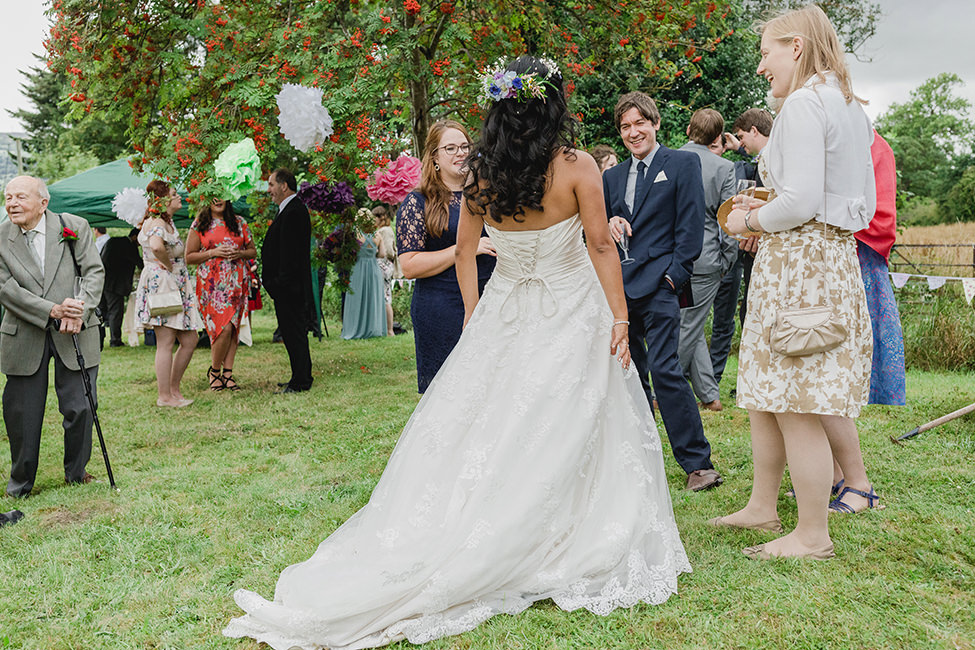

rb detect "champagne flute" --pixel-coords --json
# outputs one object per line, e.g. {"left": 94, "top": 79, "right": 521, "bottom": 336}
{"left": 735, "top": 179, "right": 757, "bottom": 210}
{"left": 73, "top": 276, "right": 86, "bottom": 304}
{"left": 618, "top": 231, "right": 635, "bottom": 265}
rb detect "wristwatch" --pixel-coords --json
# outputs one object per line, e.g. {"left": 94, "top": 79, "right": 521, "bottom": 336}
{"left": 744, "top": 209, "right": 760, "bottom": 233}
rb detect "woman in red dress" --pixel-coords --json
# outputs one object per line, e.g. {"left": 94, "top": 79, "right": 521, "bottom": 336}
{"left": 186, "top": 198, "right": 257, "bottom": 391}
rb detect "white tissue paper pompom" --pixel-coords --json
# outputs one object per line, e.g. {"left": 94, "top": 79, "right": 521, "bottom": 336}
{"left": 276, "top": 83, "right": 334, "bottom": 152}
{"left": 112, "top": 187, "right": 148, "bottom": 226}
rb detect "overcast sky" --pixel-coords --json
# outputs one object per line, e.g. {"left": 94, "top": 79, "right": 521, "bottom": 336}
{"left": 2, "top": 0, "right": 974, "bottom": 132}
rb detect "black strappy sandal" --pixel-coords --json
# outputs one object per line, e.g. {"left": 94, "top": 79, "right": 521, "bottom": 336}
{"left": 208, "top": 366, "right": 226, "bottom": 391}
{"left": 222, "top": 368, "right": 240, "bottom": 391}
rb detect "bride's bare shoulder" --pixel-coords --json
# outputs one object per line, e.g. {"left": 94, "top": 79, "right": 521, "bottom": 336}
{"left": 554, "top": 147, "right": 597, "bottom": 172}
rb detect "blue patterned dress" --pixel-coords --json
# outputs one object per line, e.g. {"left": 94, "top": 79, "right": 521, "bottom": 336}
{"left": 396, "top": 191, "right": 495, "bottom": 393}
{"left": 856, "top": 241, "right": 907, "bottom": 405}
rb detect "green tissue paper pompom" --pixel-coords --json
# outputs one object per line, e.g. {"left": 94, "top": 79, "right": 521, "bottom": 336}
{"left": 214, "top": 138, "right": 261, "bottom": 198}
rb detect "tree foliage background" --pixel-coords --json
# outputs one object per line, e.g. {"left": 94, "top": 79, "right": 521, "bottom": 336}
{"left": 875, "top": 72, "right": 975, "bottom": 222}
{"left": 18, "top": 0, "right": 882, "bottom": 215}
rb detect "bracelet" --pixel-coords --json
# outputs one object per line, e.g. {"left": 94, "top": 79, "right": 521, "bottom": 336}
{"left": 744, "top": 209, "right": 760, "bottom": 233}
{"left": 612, "top": 320, "right": 629, "bottom": 327}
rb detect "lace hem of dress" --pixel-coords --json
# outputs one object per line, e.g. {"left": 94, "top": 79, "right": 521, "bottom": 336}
{"left": 223, "top": 548, "right": 691, "bottom": 650}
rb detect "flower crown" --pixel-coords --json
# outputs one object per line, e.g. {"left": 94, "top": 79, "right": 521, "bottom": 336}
{"left": 146, "top": 193, "right": 172, "bottom": 218}
{"left": 481, "top": 57, "right": 561, "bottom": 104}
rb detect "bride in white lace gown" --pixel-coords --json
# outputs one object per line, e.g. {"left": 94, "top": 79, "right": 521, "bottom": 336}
{"left": 224, "top": 56, "right": 689, "bottom": 650}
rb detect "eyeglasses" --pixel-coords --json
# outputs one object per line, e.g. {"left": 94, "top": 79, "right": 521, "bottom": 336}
{"left": 437, "top": 143, "right": 470, "bottom": 157}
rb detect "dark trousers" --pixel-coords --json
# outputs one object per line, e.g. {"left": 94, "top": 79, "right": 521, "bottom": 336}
{"left": 627, "top": 289, "right": 713, "bottom": 474}
{"left": 275, "top": 298, "right": 313, "bottom": 390}
{"left": 710, "top": 254, "right": 743, "bottom": 385}
{"left": 102, "top": 289, "right": 127, "bottom": 346}
{"left": 4, "top": 334, "right": 96, "bottom": 497}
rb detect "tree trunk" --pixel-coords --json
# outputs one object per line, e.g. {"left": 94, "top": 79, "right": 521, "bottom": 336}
{"left": 406, "top": 13, "right": 430, "bottom": 157}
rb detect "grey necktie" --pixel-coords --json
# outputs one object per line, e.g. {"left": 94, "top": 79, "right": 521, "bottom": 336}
{"left": 24, "top": 230, "right": 42, "bottom": 269}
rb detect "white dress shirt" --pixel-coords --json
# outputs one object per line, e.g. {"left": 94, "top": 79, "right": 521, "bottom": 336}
{"left": 757, "top": 73, "right": 876, "bottom": 233}
{"left": 21, "top": 211, "right": 46, "bottom": 275}
{"left": 624, "top": 142, "right": 660, "bottom": 214}
{"left": 277, "top": 193, "right": 296, "bottom": 214}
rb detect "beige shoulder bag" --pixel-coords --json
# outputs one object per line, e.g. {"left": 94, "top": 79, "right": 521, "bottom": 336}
{"left": 769, "top": 104, "right": 848, "bottom": 357}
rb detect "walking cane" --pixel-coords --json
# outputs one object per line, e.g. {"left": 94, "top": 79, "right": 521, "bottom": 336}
{"left": 55, "top": 320, "right": 118, "bottom": 490}
{"left": 71, "top": 332, "right": 117, "bottom": 490}
{"left": 55, "top": 214, "right": 117, "bottom": 490}
{"left": 891, "top": 401, "right": 975, "bottom": 444}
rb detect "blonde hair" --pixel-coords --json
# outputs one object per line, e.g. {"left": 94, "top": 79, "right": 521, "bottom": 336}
{"left": 759, "top": 4, "right": 865, "bottom": 105}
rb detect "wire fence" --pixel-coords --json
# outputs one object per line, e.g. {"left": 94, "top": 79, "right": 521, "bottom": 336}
{"left": 890, "top": 243, "right": 975, "bottom": 278}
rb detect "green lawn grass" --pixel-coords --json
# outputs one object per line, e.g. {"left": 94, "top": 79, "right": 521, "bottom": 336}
{"left": 1, "top": 311, "right": 973, "bottom": 649}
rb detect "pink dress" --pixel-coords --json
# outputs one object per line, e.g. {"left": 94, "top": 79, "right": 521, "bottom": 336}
{"left": 191, "top": 216, "right": 253, "bottom": 342}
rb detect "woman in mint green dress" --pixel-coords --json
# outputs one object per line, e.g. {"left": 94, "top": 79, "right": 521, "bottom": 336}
{"left": 342, "top": 228, "right": 387, "bottom": 339}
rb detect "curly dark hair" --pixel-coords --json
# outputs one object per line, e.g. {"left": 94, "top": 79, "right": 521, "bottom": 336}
{"left": 194, "top": 200, "right": 241, "bottom": 237}
{"left": 464, "top": 55, "right": 578, "bottom": 223}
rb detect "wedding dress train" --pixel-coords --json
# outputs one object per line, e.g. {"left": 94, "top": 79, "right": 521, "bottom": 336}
{"left": 224, "top": 215, "right": 690, "bottom": 649}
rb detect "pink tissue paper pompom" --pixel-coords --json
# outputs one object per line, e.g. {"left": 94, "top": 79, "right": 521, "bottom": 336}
{"left": 366, "top": 153, "right": 422, "bottom": 204}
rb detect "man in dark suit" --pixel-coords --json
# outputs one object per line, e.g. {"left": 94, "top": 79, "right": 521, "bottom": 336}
{"left": 602, "top": 92, "right": 722, "bottom": 492}
{"left": 0, "top": 176, "right": 104, "bottom": 498}
{"left": 711, "top": 108, "right": 772, "bottom": 388}
{"left": 263, "top": 168, "right": 313, "bottom": 393}
{"left": 99, "top": 228, "right": 143, "bottom": 347}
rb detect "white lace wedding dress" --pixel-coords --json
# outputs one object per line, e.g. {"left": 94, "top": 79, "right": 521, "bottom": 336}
{"left": 224, "top": 215, "right": 690, "bottom": 650}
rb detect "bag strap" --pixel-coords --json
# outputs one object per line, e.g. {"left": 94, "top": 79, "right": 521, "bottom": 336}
{"left": 779, "top": 89, "right": 835, "bottom": 308}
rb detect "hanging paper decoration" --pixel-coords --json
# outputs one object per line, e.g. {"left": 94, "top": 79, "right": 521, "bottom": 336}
{"left": 889, "top": 273, "right": 910, "bottom": 289}
{"left": 963, "top": 278, "right": 975, "bottom": 304}
{"left": 297, "top": 180, "right": 356, "bottom": 214}
{"left": 926, "top": 276, "right": 948, "bottom": 290}
{"left": 214, "top": 138, "right": 261, "bottom": 198}
{"left": 275, "top": 84, "right": 334, "bottom": 152}
{"left": 366, "top": 153, "right": 422, "bottom": 204}
{"left": 111, "top": 187, "right": 148, "bottom": 226}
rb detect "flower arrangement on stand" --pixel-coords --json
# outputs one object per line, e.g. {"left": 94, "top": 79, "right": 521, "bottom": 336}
{"left": 297, "top": 180, "right": 370, "bottom": 290}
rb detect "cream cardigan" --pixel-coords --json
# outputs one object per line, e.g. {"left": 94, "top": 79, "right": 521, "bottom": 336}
{"left": 756, "top": 73, "right": 876, "bottom": 233}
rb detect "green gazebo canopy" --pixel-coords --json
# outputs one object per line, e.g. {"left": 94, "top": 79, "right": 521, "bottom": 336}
{"left": 47, "top": 159, "right": 252, "bottom": 228}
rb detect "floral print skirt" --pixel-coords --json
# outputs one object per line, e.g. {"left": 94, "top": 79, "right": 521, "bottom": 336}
{"left": 736, "top": 221, "right": 872, "bottom": 417}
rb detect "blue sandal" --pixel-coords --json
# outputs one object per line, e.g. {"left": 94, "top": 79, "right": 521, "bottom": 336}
{"left": 786, "top": 478, "right": 843, "bottom": 500}
{"left": 829, "top": 485, "right": 884, "bottom": 513}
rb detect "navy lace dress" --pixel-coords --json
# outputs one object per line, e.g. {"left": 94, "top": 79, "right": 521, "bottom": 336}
{"left": 396, "top": 191, "right": 495, "bottom": 392}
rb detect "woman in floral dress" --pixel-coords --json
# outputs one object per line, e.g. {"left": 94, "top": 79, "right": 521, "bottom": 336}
{"left": 185, "top": 198, "right": 256, "bottom": 391}
{"left": 135, "top": 180, "right": 202, "bottom": 407}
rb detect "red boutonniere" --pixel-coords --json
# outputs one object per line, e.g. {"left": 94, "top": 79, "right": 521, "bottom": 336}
{"left": 60, "top": 227, "right": 78, "bottom": 243}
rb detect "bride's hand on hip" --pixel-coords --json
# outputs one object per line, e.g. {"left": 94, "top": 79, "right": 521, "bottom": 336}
{"left": 476, "top": 237, "right": 496, "bottom": 257}
{"left": 610, "top": 322, "right": 630, "bottom": 369}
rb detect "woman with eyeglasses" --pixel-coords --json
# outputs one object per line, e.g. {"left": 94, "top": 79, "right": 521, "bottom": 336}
{"left": 185, "top": 197, "right": 257, "bottom": 391}
{"left": 396, "top": 120, "right": 496, "bottom": 392}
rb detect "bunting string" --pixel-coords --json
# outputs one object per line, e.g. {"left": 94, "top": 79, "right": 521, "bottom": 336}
{"left": 889, "top": 272, "right": 975, "bottom": 305}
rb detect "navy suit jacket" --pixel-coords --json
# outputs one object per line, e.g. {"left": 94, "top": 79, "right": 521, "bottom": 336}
{"left": 602, "top": 145, "right": 705, "bottom": 301}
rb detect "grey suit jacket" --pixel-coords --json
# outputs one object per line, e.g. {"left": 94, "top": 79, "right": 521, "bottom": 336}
{"left": 679, "top": 142, "right": 738, "bottom": 275}
{"left": 0, "top": 210, "right": 104, "bottom": 375}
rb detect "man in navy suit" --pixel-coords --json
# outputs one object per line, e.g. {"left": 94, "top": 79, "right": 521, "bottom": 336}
{"left": 602, "top": 92, "right": 722, "bottom": 491}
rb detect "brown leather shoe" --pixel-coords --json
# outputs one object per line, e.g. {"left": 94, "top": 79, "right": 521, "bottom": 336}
{"left": 66, "top": 472, "right": 97, "bottom": 485}
{"left": 701, "top": 399, "right": 723, "bottom": 412}
{"left": 686, "top": 469, "right": 723, "bottom": 491}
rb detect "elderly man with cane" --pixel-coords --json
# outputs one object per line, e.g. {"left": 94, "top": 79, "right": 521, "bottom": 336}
{"left": 0, "top": 176, "right": 105, "bottom": 498}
